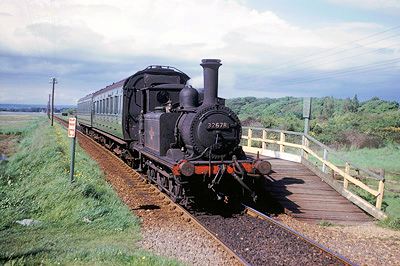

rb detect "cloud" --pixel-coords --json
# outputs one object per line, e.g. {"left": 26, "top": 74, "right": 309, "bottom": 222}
{"left": 327, "top": 0, "right": 400, "bottom": 9}
{"left": 0, "top": 0, "right": 329, "bottom": 64}
{"left": 0, "top": 0, "right": 399, "bottom": 104}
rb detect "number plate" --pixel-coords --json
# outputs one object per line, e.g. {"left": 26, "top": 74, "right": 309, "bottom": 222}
{"left": 207, "top": 122, "right": 229, "bottom": 129}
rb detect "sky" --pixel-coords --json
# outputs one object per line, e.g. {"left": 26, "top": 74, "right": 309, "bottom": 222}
{"left": 1, "top": 0, "right": 400, "bottom": 105}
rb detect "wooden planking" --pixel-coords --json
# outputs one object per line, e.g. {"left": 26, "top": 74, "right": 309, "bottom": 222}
{"left": 253, "top": 154, "right": 372, "bottom": 225}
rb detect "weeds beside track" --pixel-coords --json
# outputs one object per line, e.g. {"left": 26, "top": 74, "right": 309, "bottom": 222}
{"left": 0, "top": 115, "right": 184, "bottom": 265}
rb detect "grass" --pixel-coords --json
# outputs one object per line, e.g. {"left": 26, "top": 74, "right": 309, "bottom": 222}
{"left": 330, "top": 146, "right": 400, "bottom": 176}
{"left": 317, "top": 221, "right": 334, "bottom": 227}
{"left": 0, "top": 115, "right": 185, "bottom": 265}
{"left": 0, "top": 113, "right": 44, "bottom": 135}
{"left": 309, "top": 145, "right": 400, "bottom": 229}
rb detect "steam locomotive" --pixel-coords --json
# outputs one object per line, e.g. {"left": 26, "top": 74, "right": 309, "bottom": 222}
{"left": 77, "top": 59, "right": 271, "bottom": 206}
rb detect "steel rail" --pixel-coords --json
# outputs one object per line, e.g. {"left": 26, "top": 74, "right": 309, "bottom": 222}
{"left": 54, "top": 115, "right": 250, "bottom": 266}
{"left": 57, "top": 115, "right": 353, "bottom": 265}
{"left": 242, "top": 204, "right": 359, "bottom": 266}
{"left": 160, "top": 199, "right": 251, "bottom": 266}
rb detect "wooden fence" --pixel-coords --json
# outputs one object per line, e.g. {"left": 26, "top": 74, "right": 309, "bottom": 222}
{"left": 242, "top": 127, "right": 387, "bottom": 220}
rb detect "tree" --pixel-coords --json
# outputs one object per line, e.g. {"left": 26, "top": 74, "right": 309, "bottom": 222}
{"left": 351, "top": 94, "right": 359, "bottom": 112}
{"left": 343, "top": 97, "right": 351, "bottom": 113}
{"left": 322, "top": 97, "right": 334, "bottom": 118}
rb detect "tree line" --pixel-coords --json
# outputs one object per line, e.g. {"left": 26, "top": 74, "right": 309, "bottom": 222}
{"left": 226, "top": 96, "right": 400, "bottom": 149}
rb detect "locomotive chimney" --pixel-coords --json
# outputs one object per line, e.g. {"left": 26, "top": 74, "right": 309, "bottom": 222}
{"left": 201, "top": 59, "right": 221, "bottom": 105}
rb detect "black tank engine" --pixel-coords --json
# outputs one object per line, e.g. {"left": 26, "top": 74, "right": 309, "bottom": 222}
{"left": 77, "top": 59, "right": 271, "bottom": 206}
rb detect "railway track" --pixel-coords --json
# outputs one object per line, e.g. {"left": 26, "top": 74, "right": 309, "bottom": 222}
{"left": 55, "top": 116, "right": 357, "bottom": 265}
{"left": 55, "top": 116, "right": 245, "bottom": 265}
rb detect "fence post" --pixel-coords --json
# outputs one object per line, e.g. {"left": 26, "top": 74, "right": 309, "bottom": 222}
{"left": 247, "top": 128, "right": 252, "bottom": 148}
{"left": 301, "top": 135, "right": 309, "bottom": 159}
{"left": 322, "top": 148, "right": 328, "bottom": 173}
{"left": 344, "top": 162, "right": 350, "bottom": 189}
{"left": 280, "top": 132, "right": 285, "bottom": 153}
{"left": 376, "top": 169, "right": 385, "bottom": 209}
{"left": 262, "top": 130, "right": 267, "bottom": 150}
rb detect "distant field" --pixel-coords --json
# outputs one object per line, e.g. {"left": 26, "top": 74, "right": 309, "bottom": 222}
{"left": 0, "top": 113, "right": 45, "bottom": 135}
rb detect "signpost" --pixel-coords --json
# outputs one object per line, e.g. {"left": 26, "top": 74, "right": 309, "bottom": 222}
{"left": 303, "top": 97, "right": 312, "bottom": 135}
{"left": 68, "top": 117, "right": 77, "bottom": 183}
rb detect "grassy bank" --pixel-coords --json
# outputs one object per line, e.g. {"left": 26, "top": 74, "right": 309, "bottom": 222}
{"left": 0, "top": 116, "right": 183, "bottom": 265}
{"left": 329, "top": 146, "right": 400, "bottom": 229}
{"left": 0, "top": 113, "right": 44, "bottom": 136}
{"left": 307, "top": 145, "right": 400, "bottom": 229}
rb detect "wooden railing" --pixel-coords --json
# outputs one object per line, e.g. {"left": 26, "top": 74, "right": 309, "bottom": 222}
{"left": 242, "top": 127, "right": 387, "bottom": 220}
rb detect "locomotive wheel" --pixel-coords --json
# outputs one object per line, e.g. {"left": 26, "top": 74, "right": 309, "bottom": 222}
{"left": 157, "top": 172, "right": 167, "bottom": 191}
{"left": 168, "top": 179, "right": 181, "bottom": 203}
{"left": 147, "top": 169, "right": 156, "bottom": 183}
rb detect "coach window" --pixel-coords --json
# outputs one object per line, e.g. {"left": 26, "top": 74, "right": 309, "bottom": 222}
{"left": 114, "top": 96, "right": 118, "bottom": 114}
{"left": 110, "top": 97, "right": 113, "bottom": 114}
{"left": 120, "top": 96, "right": 122, "bottom": 114}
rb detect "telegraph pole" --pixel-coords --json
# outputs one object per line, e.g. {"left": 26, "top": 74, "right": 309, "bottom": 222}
{"left": 50, "top": 77, "right": 57, "bottom": 126}
{"left": 47, "top": 94, "right": 51, "bottom": 119}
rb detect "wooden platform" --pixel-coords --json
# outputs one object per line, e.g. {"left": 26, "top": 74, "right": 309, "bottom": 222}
{"left": 260, "top": 156, "right": 372, "bottom": 225}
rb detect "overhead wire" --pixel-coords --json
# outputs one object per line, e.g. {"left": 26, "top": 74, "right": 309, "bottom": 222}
{"left": 238, "top": 25, "right": 400, "bottom": 80}
{"left": 266, "top": 58, "right": 400, "bottom": 86}
{"left": 235, "top": 25, "right": 400, "bottom": 89}
{"left": 259, "top": 42, "right": 400, "bottom": 81}
{"left": 267, "top": 25, "right": 400, "bottom": 70}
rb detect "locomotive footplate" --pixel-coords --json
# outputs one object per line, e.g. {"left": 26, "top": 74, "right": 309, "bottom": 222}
{"left": 173, "top": 158, "right": 271, "bottom": 177}
{"left": 136, "top": 146, "right": 271, "bottom": 205}
{"left": 172, "top": 156, "right": 271, "bottom": 202}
